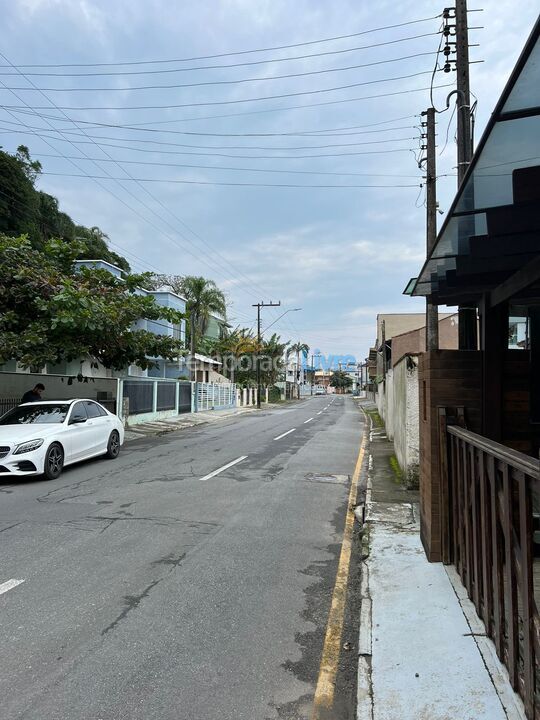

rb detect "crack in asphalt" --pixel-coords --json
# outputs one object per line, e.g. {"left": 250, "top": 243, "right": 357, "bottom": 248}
{"left": 0, "top": 521, "right": 22, "bottom": 533}
{"left": 152, "top": 551, "right": 187, "bottom": 572}
{"left": 101, "top": 579, "right": 162, "bottom": 636}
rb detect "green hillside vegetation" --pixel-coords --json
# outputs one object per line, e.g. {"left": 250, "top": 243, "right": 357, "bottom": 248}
{"left": 0, "top": 145, "right": 130, "bottom": 272}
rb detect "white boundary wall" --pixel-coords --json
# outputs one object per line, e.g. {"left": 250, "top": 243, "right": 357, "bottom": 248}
{"left": 375, "top": 356, "right": 419, "bottom": 487}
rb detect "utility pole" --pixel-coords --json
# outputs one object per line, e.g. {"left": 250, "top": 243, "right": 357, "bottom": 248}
{"left": 423, "top": 107, "right": 439, "bottom": 351}
{"left": 455, "top": 0, "right": 478, "bottom": 349}
{"left": 252, "top": 301, "right": 281, "bottom": 409}
{"left": 310, "top": 352, "right": 321, "bottom": 395}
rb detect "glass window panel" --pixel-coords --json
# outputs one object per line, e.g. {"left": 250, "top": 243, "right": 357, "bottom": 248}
{"left": 503, "top": 36, "right": 540, "bottom": 113}
{"left": 418, "top": 257, "right": 456, "bottom": 284}
{"left": 456, "top": 115, "right": 540, "bottom": 212}
{"left": 432, "top": 213, "right": 487, "bottom": 258}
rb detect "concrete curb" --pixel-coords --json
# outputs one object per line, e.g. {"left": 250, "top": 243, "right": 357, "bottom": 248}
{"left": 357, "top": 406, "right": 374, "bottom": 720}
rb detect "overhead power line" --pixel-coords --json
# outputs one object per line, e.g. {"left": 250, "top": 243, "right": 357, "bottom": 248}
{"left": 0, "top": 15, "right": 441, "bottom": 68}
{"left": 31, "top": 152, "right": 424, "bottom": 178}
{"left": 1, "top": 52, "right": 438, "bottom": 92}
{"left": 0, "top": 122, "right": 415, "bottom": 150}
{"left": 42, "top": 171, "right": 420, "bottom": 189}
{"left": 0, "top": 69, "right": 437, "bottom": 110}
{"left": 0, "top": 81, "right": 455, "bottom": 120}
{"left": 0, "top": 106, "right": 418, "bottom": 136}
{"left": 0, "top": 32, "right": 440, "bottom": 77}
{"left": 0, "top": 129, "right": 414, "bottom": 159}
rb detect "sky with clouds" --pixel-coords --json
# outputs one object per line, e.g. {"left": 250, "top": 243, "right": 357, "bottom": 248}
{"left": 1, "top": 0, "right": 538, "bottom": 363}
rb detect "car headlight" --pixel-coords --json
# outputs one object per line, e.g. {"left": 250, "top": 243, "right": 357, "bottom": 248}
{"left": 13, "top": 439, "right": 44, "bottom": 455}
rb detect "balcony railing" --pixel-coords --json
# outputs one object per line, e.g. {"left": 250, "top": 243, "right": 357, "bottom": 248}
{"left": 446, "top": 422, "right": 540, "bottom": 718}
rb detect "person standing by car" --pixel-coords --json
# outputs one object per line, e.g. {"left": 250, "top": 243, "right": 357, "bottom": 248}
{"left": 21, "top": 383, "right": 45, "bottom": 404}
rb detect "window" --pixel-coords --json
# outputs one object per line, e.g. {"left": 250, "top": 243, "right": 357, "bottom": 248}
{"left": 70, "top": 402, "right": 88, "bottom": 423}
{"left": 84, "top": 401, "right": 104, "bottom": 418}
{"left": 508, "top": 309, "right": 529, "bottom": 350}
{"left": 0, "top": 404, "right": 69, "bottom": 425}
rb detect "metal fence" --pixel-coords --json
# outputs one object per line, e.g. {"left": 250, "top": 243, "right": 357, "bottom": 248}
{"left": 122, "top": 380, "right": 154, "bottom": 414}
{"left": 178, "top": 382, "right": 192, "bottom": 413}
{"left": 0, "top": 398, "right": 18, "bottom": 417}
{"left": 157, "top": 382, "right": 176, "bottom": 411}
{"left": 120, "top": 378, "right": 192, "bottom": 418}
{"left": 196, "top": 382, "right": 236, "bottom": 411}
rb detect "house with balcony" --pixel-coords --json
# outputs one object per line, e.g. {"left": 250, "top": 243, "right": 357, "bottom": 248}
{"left": 405, "top": 18, "right": 540, "bottom": 717}
{"left": 72, "top": 260, "right": 187, "bottom": 381}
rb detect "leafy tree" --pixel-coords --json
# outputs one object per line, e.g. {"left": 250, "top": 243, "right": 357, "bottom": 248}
{"left": 260, "top": 333, "right": 289, "bottom": 387}
{"left": 0, "top": 146, "right": 130, "bottom": 270}
{"left": 0, "top": 147, "right": 40, "bottom": 241}
{"left": 38, "top": 192, "right": 76, "bottom": 242}
{"left": 329, "top": 370, "right": 353, "bottom": 391}
{"left": 15, "top": 145, "right": 42, "bottom": 183}
{"left": 74, "top": 225, "right": 130, "bottom": 273}
{"left": 0, "top": 234, "right": 184, "bottom": 371}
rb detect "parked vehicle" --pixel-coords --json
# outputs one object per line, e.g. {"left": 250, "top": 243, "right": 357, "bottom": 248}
{"left": 315, "top": 388, "right": 326, "bottom": 395}
{"left": 0, "top": 399, "right": 124, "bottom": 480}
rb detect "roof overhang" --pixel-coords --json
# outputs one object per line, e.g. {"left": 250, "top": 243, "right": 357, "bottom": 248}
{"left": 407, "top": 18, "right": 540, "bottom": 307}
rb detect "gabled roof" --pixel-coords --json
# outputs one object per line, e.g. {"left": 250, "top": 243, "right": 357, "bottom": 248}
{"left": 407, "top": 17, "right": 540, "bottom": 305}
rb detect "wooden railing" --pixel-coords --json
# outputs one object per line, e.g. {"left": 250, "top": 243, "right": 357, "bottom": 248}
{"left": 446, "top": 423, "right": 540, "bottom": 718}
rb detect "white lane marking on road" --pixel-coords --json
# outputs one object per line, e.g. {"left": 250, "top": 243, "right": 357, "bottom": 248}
{"left": 304, "top": 417, "right": 314, "bottom": 424}
{"left": 274, "top": 428, "right": 296, "bottom": 440}
{"left": 199, "top": 456, "right": 247, "bottom": 481}
{"left": 0, "top": 579, "right": 25, "bottom": 596}
{"left": 317, "top": 411, "right": 323, "bottom": 415}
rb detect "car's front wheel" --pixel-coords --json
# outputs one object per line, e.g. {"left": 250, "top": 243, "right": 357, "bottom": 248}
{"left": 44, "top": 443, "right": 64, "bottom": 481}
{"left": 106, "top": 430, "right": 121, "bottom": 459}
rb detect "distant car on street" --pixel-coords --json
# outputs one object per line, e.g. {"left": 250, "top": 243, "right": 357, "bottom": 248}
{"left": 0, "top": 399, "right": 124, "bottom": 480}
{"left": 315, "top": 388, "right": 326, "bottom": 395}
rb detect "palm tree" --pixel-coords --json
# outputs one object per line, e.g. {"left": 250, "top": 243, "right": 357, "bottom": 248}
{"left": 177, "top": 276, "right": 227, "bottom": 378}
{"left": 213, "top": 327, "right": 257, "bottom": 384}
{"left": 261, "top": 333, "right": 289, "bottom": 387}
{"left": 287, "top": 342, "right": 310, "bottom": 397}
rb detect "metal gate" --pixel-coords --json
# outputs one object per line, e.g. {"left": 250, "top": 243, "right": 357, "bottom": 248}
{"left": 196, "top": 383, "right": 236, "bottom": 411}
{"left": 178, "top": 381, "right": 192, "bottom": 413}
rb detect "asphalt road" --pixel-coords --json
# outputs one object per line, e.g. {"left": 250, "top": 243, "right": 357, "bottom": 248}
{"left": 0, "top": 395, "right": 365, "bottom": 720}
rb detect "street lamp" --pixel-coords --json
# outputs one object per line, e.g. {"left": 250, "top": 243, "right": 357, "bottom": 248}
{"left": 261, "top": 307, "right": 301, "bottom": 334}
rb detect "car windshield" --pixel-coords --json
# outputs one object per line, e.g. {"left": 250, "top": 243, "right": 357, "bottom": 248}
{"left": 0, "top": 404, "right": 70, "bottom": 425}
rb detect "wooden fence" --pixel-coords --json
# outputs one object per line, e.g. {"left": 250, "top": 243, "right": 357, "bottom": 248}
{"left": 446, "top": 423, "right": 540, "bottom": 718}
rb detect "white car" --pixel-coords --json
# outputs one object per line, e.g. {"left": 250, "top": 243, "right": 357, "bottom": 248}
{"left": 0, "top": 399, "right": 124, "bottom": 480}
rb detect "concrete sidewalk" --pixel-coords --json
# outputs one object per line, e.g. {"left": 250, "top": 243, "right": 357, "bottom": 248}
{"left": 356, "top": 403, "right": 525, "bottom": 720}
{"left": 123, "top": 405, "right": 256, "bottom": 441}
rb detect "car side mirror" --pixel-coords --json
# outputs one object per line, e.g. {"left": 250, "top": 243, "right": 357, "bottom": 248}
{"left": 70, "top": 416, "right": 87, "bottom": 425}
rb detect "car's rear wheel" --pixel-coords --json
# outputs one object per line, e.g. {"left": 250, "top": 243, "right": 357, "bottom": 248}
{"left": 106, "top": 430, "right": 120, "bottom": 459}
{"left": 44, "top": 443, "right": 64, "bottom": 481}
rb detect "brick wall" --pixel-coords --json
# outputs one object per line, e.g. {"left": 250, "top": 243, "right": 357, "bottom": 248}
{"left": 418, "top": 350, "right": 482, "bottom": 562}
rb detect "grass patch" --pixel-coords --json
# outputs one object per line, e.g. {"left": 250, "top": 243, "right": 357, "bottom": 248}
{"left": 389, "top": 454, "right": 405, "bottom": 485}
{"left": 363, "top": 406, "right": 384, "bottom": 428}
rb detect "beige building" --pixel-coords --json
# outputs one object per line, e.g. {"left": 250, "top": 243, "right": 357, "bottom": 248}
{"left": 390, "top": 313, "right": 459, "bottom": 367}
